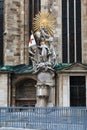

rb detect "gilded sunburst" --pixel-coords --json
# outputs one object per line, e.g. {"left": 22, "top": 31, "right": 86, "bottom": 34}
{"left": 33, "top": 12, "right": 55, "bottom": 36}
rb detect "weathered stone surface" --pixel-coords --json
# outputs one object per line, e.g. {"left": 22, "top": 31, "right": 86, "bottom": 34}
{"left": 37, "top": 72, "right": 55, "bottom": 86}
{"left": 4, "top": 0, "right": 29, "bottom": 65}
{"left": 0, "top": 74, "right": 8, "bottom": 106}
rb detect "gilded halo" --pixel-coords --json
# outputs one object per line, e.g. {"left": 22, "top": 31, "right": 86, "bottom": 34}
{"left": 33, "top": 12, "right": 55, "bottom": 36}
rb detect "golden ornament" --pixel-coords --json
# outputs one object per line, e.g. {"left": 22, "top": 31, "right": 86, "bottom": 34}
{"left": 33, "top": 12, "right": 55, "bottom": 36}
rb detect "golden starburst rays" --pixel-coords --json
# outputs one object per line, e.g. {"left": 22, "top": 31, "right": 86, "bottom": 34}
{"left": 33, "top": 12, "right": 55, "bottom": 36}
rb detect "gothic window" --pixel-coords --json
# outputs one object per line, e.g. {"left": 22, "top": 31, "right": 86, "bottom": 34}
{"left": 29, "top": 0, "right": 41, "bottom": 35}
{"left": 62, "top": 0, "right": 68, "bottom": 63}
{"left": 0, "top": 0, "right": 4, "bottom": 65}
{"left": 62, "top": 0, "right": 82, "bottom": 63}
{"left": 29, "top": 0, "right": 41, "bottom": 64}
{"left": 69, "top": 0, "right": 74, "bottom": 63}
{"left": 76, "top": 0, "right": 82, "bottom": 63}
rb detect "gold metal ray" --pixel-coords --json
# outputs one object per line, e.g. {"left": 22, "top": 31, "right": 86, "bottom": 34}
{"left": 33, "top": 11, "right": 55, "bottom": 36}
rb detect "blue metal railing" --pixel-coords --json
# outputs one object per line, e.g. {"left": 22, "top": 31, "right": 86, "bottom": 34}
{"left": 0, "top": 107, "right": 87, "bottom": 130}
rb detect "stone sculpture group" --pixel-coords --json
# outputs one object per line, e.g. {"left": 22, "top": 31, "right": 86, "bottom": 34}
{"left": 29, "top": 28, "right": 57, "bottom": 73}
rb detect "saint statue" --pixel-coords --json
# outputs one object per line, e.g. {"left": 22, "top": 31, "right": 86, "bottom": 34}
{"left": 29, "top": 12, "right": 56, "bottom": 72}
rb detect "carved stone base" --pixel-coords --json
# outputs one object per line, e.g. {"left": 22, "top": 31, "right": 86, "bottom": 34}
{"left": 36, "top": 71, "right": 55, "bottom": 107}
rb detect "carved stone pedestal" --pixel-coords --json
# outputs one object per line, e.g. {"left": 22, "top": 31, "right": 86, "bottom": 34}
{"left": 35, "top": 71, "right": 55, "bottom": 107}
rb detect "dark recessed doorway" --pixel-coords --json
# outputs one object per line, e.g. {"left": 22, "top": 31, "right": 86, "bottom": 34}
{"left": 70, "top": 76, "right": 86, "bottom": 107}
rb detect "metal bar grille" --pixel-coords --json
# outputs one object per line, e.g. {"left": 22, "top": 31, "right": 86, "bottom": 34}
{"left": 0, "top": 107, "right": 87, "bottom": 130}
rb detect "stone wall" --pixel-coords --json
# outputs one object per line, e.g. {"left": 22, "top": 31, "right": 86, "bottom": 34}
{"left": 0, "top": 73, "right": 8, "bottom": 106}
{"left": 3, "top": 0, "right": 87, "bottom": 65}
{"left": 4, "top": 0, "right": 29, "bottom": 65}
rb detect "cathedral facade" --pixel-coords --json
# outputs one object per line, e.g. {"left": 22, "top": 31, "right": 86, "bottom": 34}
{"left": 0, "top": 0, "right": 87, "bottom": 107}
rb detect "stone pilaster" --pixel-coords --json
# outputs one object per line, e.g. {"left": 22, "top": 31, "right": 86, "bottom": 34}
{"left": 62, "top": 75, "right": 70, "bottom": 107}
{"left": 82, "top": 0, "right": 87, "bottom": 63}
{"left": 24, "top": 0, "right": 29, "bottom": 65}
{"left": 58, "top": 74, "right": 63, "bottom": 106}
{"left": 0, "top": 73, "right": 8, "bottom": 106}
